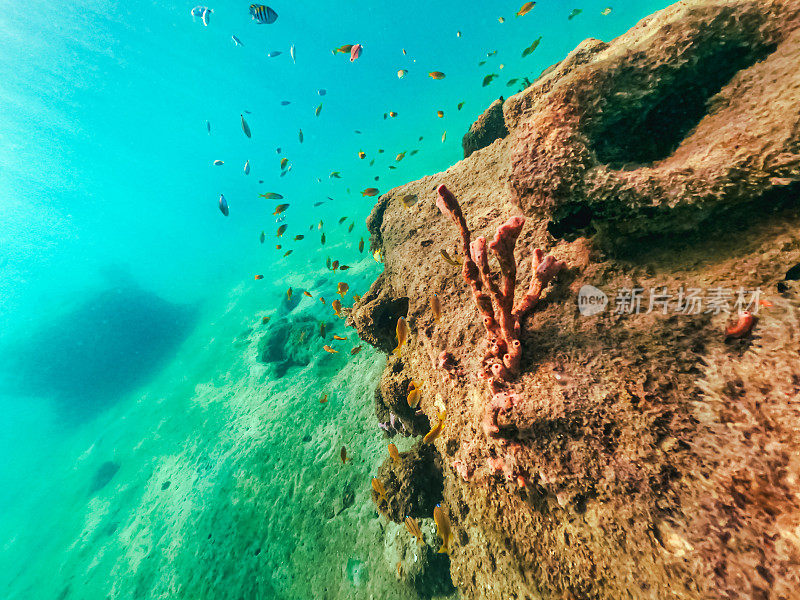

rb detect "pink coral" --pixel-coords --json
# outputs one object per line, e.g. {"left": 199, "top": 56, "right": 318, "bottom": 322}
{"left": 436, "top": 184, "right": 565, "bottom": 385}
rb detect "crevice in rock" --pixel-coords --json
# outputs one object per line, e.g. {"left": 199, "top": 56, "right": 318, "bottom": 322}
{"left": 588, "top": 40, "right": 778, "bottom": 168}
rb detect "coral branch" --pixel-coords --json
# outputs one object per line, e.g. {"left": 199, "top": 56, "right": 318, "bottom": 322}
{"left": 435, "top": 184, "right": 565, "bottom": 384}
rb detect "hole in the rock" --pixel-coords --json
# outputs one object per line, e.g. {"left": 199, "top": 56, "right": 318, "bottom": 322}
{"left": 589, "top": 39, "right": 777, "bottom": 168}
{"left": 547, "top": 203, "right": 595, "bottom": 240}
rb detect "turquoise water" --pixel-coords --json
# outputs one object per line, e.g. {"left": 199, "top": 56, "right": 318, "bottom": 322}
{"left": 0, "top": 1, "right": 671, "bottom": 598}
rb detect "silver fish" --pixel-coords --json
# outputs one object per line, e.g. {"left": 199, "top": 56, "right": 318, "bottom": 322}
{"left": 191, "top": 6, "right": 212, "bottom": 26}
{"left": 241, "top": 114, "right": 251, "bottom": 138}
{"left": 317, "top": 89, "right": 326, "bottom": 96}
{"left": 232, "top": 35, "right": 243, "bottom": 46}
{"left": 267, "top": 50, "right": 282, "bottom": 58}
{"left": 290, "top": 44, "right": 296, "bottom": 63}
{"left": 219, "top": 194, "right": 229, "bottom": 216}
{"left": 244, "top": 160, "right": 250, "bottom": 175}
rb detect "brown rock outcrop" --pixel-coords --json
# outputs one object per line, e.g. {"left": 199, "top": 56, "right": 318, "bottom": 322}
{"left": 462, "top": 97, "right": 509, "bottom": 158}
{"left": 351, "top": 1, "right": 800, "bottom": 598}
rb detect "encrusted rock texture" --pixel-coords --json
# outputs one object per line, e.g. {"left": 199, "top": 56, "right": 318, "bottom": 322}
{"left": 350, "top": 1, "right": 800, "bottom": 599}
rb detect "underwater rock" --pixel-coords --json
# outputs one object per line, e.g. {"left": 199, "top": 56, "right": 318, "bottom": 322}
{"left": 374, "top": 358, "right": 430, "bottom": 437}
{"left": 505, "top": 1, "right": 800, "bottom": 246}
{"left": 352, "top": 1, "right": 800, "bottom": 598}
{"left": 372, "top": 439, "right": 443, "bottom": 523}
{"left": 383, "top": 520, "right": 456, "bottom": 598}
{"left": 462, "top": 97, "right": 509, "bottom": 158}
{"left": 89, "top": 461, "right": 120, "bottom": 494}
{"left": 0, "top": 281, "right": 196, "bottom": 422}
{"left": 256, "top": 314, "right": 334, "bottom": 377}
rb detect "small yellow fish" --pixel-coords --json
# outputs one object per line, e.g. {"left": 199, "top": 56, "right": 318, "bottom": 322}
{"left": 372, "top": 248, "right": 383, "bottom": 262}
{"left": 440, "top": 249, "right": 461, "bottom": 266}
{"left": 260, "top": 192, "right": 284, "bottom": 199}
{"left": 358, "top": 151, "right": 366, "bottom": 159}
{"left": 315, "top": 103, "right": 322, "bottom": 117}
{"left": 283, "top": 250, "right": 292, "bottom": 257}
{"left": 397, "top": 69, "right": 407, "bottom": 78}
{"left": 359, "top": 237, "right": 365, "bottom": 253}
{"left": 392, "top": 316, "right": 409, "bottom": 356}
{"left": 303, "top": 291, "right": 312, "bottom": 298}
{"left": 498, "top": 16, "right": 505, "bottom": 23}
{"left": 362, "top": 188, "right": 379, "bottom": 197}
{"left": 372, "top": 477, "right": 387, "bottom": 503}
{"left": 389, "top": 111, "right": 398, "bottom": 118}
{"left": 352, "top": 294, "right": 360, "bottom": 302}
{"left": 431, "top": 294, "right": 441, "bottom": 322}
{"left": 323, "top": 345, "right": 338, "bottom": 353}
{"left": 334, "top": 44, "right": 354, "bottom": 54}
{"left": 337, "top": 282, "right": 349, "bottom": 297}
{"left": 400, "top": 194, "right": 418, "bottom": 209}
{"left": 436, "top": 110, "right": 444, "bottom": 118}
{"left": 407, "top": 386, "right": 421, "bottom": 409}
{"left": 330, "top": 171, "right": 341, "bottom": 178}
{"left": 405, "top": 516, "right": 425, "bottom": 545}
{"left": 516, "top": 1, "right": 536, "bottom": 17}
{"left": 280, "top": 157, "right": 289, "bottom": 169}
{"left": 442, "top": 130, "right": 447, "bottom": 143}
{"left": 600, "top": 6, "right": 612, "bottom": 15}
{"left": 396, "top": 151, "right": 406, "bottom": 162}
{"left": 423, "top": 411, "right": 446, "bottom": 444}
{"left": 320, "top": 297, "right": 326, "bottom": 304}
{"left": 286, "top": 287, "right": 293, "bottom": 301}
{"left": 433, "top": 504, "right": 454, "bottom": 554}
{"left": 273, "top": 203, "right": 289, "bottom": 215}
{"left": 318, "top": 220, "right": 324, "bottom": 230}
{"left": 277, "top": 224, "right": 287, "bottom": 237}
{"left": 261, "top": 316, "right": 271, "bottom": 324}
{"left": 429, "top": 71, "right": 446, "bottom": 79}
{"left": 350, "top": 345, "right": 362, "bottom": 355}
{"left": 388, "top": 443, "right": 400, "bottom": 463}
{"left": 332, "top": 299, "right": 343, "bottom": 317}
{"left": 333, "top": 334, "right": 347, "bottom": 341}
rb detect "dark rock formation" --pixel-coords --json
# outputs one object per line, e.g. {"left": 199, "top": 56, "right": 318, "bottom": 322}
{"left": 351, "top": 1, "right": 800, "bottom": 598}
{"left": 462, "top": 97, "right": 509, "bottom": 158}
{"left": 89, "top": 461, "right": 120, "bottom": 494}
{"left": 372, "top": 440, "right": 444, "bottom": 523}
{"left": 257, "top": 315, "right": 334, "bottom": 377}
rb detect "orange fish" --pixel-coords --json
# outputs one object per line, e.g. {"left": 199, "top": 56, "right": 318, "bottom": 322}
{"left": 340, "top": 446, "right": 348, "bottom": 463}
{"left": 350, "top": 345, "right": 362, "bottom": 355}
{"left": 423, "top": 411, "right": 446, "bottom": 444}
{"left": 430, "top": 294, "right": 441, "bottom": 322}
{"left": 389, "top": 111, "right": 397, "bottom": 118}
{"left": 332, "top": 260, "right": 339, "bottom": 271}
{"left": 358, "top": 151, "right": 366, "bottom": 159}
{"left": 388, "top": 443, "right": 400, "bottom": 463}
{"left": 337, "top": 282, "right": 349, "bottom": 297}
{"left": 433, "top": 505, "right": 453, "bottom": 554}
{"left": 371, "top": 477, "right": 387, "bottom": 502}
{"left": 429, "top": 71, "right": 446, "bottom": 79}
{"left": 320, "top": 394, "right": 328, "bottom": 404}
{"left": 436, "top": 110, "right": 444, "bottom": 118}
{"left": 304, "top": 291, "right": 312, "bottom": 297}
{"left": 362, "top": 188, "right": 379, "bottom": 197}
{"left": 273, "top": 203, "right": 289, "bottom": 215}
{"left": 254, "top": 274, "right": 264, "bottom": 280}
{"left": 323, "top": 345, "right": 338, "bottom": 353}
{"left": 320, "top": 297, "right": 326, "bottom": 304}
{"left": 405, "top": 516, "right": 425, "bottom": 545}
{"left": 333, "top": 334, "right": 347, "bottom": 340}
{"left": 261, "top": 316, "right": 271, "bottom": 324}
{"left": 332, "top": 299, "right": 343, "bottom": 317}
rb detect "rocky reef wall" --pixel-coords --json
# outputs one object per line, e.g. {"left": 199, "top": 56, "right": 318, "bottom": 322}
{"left": 349, "top": 1, "right": 800, "bottom": 598}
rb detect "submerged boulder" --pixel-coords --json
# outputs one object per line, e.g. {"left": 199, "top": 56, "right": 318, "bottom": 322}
{"left": 462, "top": 97, "right": 509, "bottom": 158}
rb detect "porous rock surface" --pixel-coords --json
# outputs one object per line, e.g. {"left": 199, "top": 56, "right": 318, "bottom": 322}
{"left": 462, "top": 97, "right": 509, "bottom": 159}
{"left": 349, "top": 1, "right": 800, "bottom": 598}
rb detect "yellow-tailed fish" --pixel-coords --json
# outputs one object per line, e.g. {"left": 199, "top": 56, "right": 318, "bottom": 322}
{"left": 260, "top": 192, "right": 284, "bottom": 199}
{"left": 516, "top": 1, "right": 536, "bottom": 17}
{"left": 304, "top": 291, "right": 312, "bottom": 297}
{"left": 405, "top": 516, "right": 425, "bottom": 545}
{"left": 332, "top": 299, "right": 343, "bottom": 317}
{"left": 388, "top": 443, "right": 400, "bottom": 463}
{"left": 396, "top": 151, "right": 406, "bottom": 162}
{"left": 407, "top": 386, "right": 421, "bottom": 409}
{"left": 372, "top": 477, "right": 387, "bottom": 502}
{"left": 436, "top": 110, "right": 444, "bottom": 118}
{"left": 358, "top": 150, "right": 366, "bottom": 159}
{"left": 315, "top": 103, "right": 322, "bottom": 117}
{"left": 362, "top": 188, "right": 379, "bottom": 197}
{"left": 440, "top": 249, "right": 461, "bottom": 266}
{"left": 392, "top": 317, "right": 409, "bottom": 356}
{"left": 433, "top": 505, "right": 454, "bottom": 554}
{"left": 323, "top": 345, "right": 338, "bottom": 353}
{"left": 359, "top": 237, "right": 365, "bottom": 253}
{"left": 283, "top": 250, "right": 292, "bottom": 257}
{"left": 350, "top": 345, "right": 362, "bottom": 355}
{"left": 337, "top": 282, "right": 349, "bottom": 298}
{"left": 431, "top": 294, "right": 441, "bottom": 322}
{"left": 442, "top": 131, "right": 447, "bottom": 143}
{"left": 286, "top": 287, "right": 293, "bottom": 301}
{"left": 277, "top": 224, "right": 287, "bottom": 237}
{"left": 352, "top": 294, "right": 360, "bottom": 302}
{"left": 400, "top": 194, "right": 418, "bottom": 209}
{"left": 372, "top": 248, "right": 383, "bottom": 262}
{"left": 429, "top": 71, "right": 445, "bottom": 79}
{"left": 273, "top": 203, "right": 289, "bottom": 215}
{"left": 600, "top": 7, "right": 612, "bottom": 15}
{"left": 423, "top": 411, "right": 446, "bottom": 444}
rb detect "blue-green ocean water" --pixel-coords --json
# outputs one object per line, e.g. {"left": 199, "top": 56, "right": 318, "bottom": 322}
{"left": 0, "top": 2, "right": 671, "bottom": 598}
